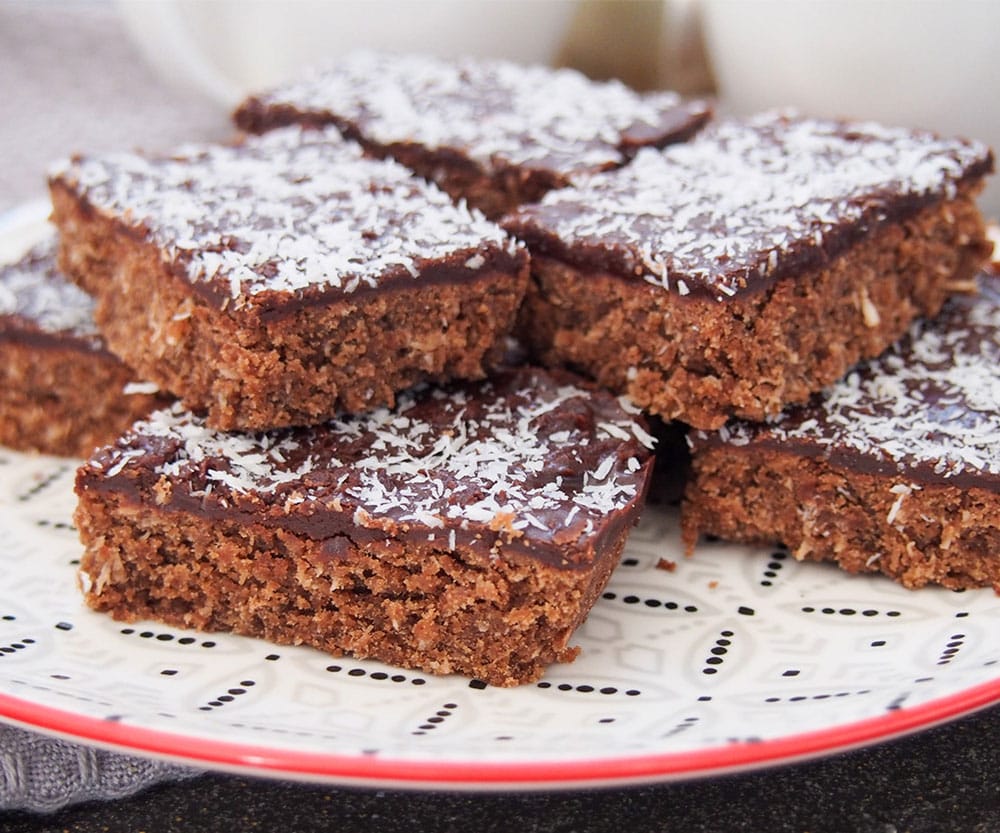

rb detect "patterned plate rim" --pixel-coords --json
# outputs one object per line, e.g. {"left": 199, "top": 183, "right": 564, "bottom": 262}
{"left": 1, "top": 679, "right": 999, "bottom": 789}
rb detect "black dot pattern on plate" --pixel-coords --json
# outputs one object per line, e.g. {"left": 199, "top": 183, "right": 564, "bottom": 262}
{"left": 764, "top": 689, "right": 872, "bottom": 703}
{"left": 759, "top": 550, "right": 788, "bottom": 587}
{"left": 119, "top": 627, "right": 215, "bottom": 647}
{"left": 325, "top": 664, "right": 427, "bottom": 686}
{"left": 224, "top": 719, "right": 344, "bottom": 742}
{"left": 937, "top": 633, "right": 966, "bottom": 666}
{"left": 35, "top": 518, "right": 76, "bottom": 532}
{"left": 2, "top": 614, "right": 15, "bottom": 621}
{"left": 800, "top": 606, "right": 903, "bottom": 618}
{"left": 601, "top": 590, "right": 698, "bottom": 613}
{"left": 663, "top": 716, "right": 700, "bottom": 738}
{"left": 411, "top": 702, "right": 459, "bottom": 736}
{"left": 620, "top": 557, "right": 641, "bottom": 568}
{"left": 701, "top": 630, "right": 734, "bottom": 676}
{"left": 54, "top": 621, "right": 73, "bottom": 631}
{"left": 0, "top": 636, "right": 36, "bottom": 656}
{"left": 198, "top": 679, "right": 256, "bottom": 711}
{"left": 14, "top": 679, "right": 113, "bottom": 708}
{"left": 535, "top": 681, "right": 642, "bottom": 697}
{"left": 17, "top": 466, "right": 70, "bottom": 502}
{"left": 885, "top": 693, "right": 910, "bottom": 711}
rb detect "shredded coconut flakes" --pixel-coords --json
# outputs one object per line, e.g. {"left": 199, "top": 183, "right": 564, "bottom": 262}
{"left": 91, "top": 372, "right": 652, "bottom": 543}
{"left": 51, "top": 126, "right": 516, "bottom": 303}
{"left": 510, "top": 112, "right": 990, "bottom": 301}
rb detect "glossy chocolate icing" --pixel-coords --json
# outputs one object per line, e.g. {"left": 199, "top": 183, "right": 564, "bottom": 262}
{"left": 233, "top": 51, "right": 711, "bottom": 177}
{"left": 504, "top": 112, "right": 993, "bottom": 302}
{"left": 77, "top": 367, "right": 656, "bottom": 569}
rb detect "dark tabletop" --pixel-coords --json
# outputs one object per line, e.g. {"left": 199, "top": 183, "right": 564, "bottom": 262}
{"left": 1, "top": 4, "right": 998, "bottom": 831}
{"left": 1, "top": 703, "right": 998, "bottom": 833}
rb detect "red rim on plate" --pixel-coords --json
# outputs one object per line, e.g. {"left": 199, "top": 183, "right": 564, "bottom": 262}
{"left": 1, "top": 679, "right": 998, "bottom": 789}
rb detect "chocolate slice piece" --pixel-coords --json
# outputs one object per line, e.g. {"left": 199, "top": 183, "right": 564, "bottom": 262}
{"left": 234, "top": 51, "right": 710, "bottom": 217}
{"left": 682, "top": 269, "right": 1000, "bottom": 590}
{"left": 503, "top": 112, "right": 994, "bottom": 429}
{"left": 75, "top": 366, "right": 656, "bottom": 685}
{"left": 49, "top": 126, "right": 528, "bottom": 430}
{"left": 0, "top": 235, "right": 167, "bottom": 457}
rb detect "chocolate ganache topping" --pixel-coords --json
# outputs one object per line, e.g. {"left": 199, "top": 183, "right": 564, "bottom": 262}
{"left": 50, "top": 126, "right": 522, "bottom": 312}
{"left": 78, "top": 367, "right": 656, "bottom": 568}
{"left": 690, "top": 271, "right": 1000, "bottom": 491}
{"left": 504, "top": 111, "right": 993, "bottom": 301}
{"left": 235, "top": 50, "right": 710, "bottom": 175}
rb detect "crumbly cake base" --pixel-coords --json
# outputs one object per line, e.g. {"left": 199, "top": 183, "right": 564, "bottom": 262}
{"left": 682, "top": 447, "right": 1000, "bottom": 590}
{"left": 518, "top": 194, "right": 988, "bottom": 430}
{"left": 50, "top": 183, "right": 527, "bottom": 431}
{"left": 0, "top": 342, "right": 162, "bottom": 458}
{"left": 76, "top": 490, "right": 630, "bottom": 686}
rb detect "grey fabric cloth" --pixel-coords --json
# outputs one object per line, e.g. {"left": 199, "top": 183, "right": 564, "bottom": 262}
{"left": 0, "top": 0, "right": 227, "bottom": 216}
{"left": 0, "top": 723, "right": 199, "bottom": 813}
{"left": 0, "top": 0, "right": 223, "bottom": 812}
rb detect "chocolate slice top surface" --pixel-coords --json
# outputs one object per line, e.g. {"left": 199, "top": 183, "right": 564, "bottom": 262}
{"left": 51, "top": 126, "right": 520, "bottom": 311}
{"left": 237, "top": 50, "right": 709, "bottom": 173}
{"left": 691, "top": 271, "right": 1000, "bottom": 490}
{"left": 79, "top": 367, "right": 656, "bottom": 566}
{"left": 0, "top": 233, "right": 102, "bottom": 346}
{"left": 505, "top": 112, "right": 993, "bottom": 301}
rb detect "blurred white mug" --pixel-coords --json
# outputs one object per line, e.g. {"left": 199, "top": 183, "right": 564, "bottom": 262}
{"left": 117, "top": 0, "right": 577, "bottom": 108}
{"left": 700, "top": 0, "right": 1000, "bottom": 216}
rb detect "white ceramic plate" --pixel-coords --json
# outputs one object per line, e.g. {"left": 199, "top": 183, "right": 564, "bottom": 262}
{"left": 0, "top": 204, "right": 998, "bottom": 790}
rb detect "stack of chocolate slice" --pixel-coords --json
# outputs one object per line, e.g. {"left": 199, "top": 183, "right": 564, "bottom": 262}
{"left": 3, "top": 51, "right": 993, "bottom": 685}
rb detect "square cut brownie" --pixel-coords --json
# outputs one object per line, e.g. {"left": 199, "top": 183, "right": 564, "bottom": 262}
{"left": 503, "top": 111, "right": 994, "bottom": 430}
{"left": 233, "top": 50, "right": 710, "bottom": 218}
{"left": 49, "top": 126, "right": 528, "bottom": 431}
{"left": 682, "top": 269, "right": 1000, "bottom": 590}
{"left": 75, "top": 366, "right": 656, "bottom": 686}
{"left": 0, "top": 235, "right": 168, "bottom": 457}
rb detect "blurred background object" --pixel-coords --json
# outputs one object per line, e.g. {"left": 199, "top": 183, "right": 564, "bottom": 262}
{"left": 116, "top": 0, "right": 580, "bottom": 107}
{"left": 0, "top": 0, "right": 227, "bottom": 215}
{"left": 700, "top": 0, "right": 1000, "bottom": 216}
{"left": 555, "top": 0, "right": 715, "bottom": 93}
